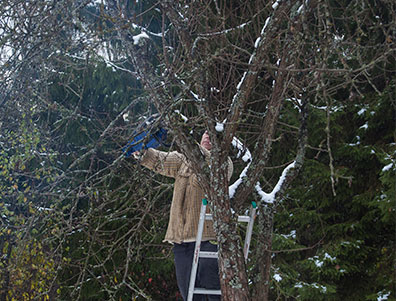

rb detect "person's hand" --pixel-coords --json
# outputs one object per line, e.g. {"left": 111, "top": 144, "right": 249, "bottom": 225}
{"left": 132, "top": 150, "right": 142, "bottom": 159}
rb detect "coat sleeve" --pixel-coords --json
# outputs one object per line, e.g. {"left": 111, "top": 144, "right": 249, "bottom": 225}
{"left": 139, "top": 148, "right": 184, "bottom": 178}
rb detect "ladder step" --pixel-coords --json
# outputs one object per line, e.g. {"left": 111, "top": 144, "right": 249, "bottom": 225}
{"left": 205, "top": 214, "right": 250, "bottom": 223}
{"left": 193, "top": 288, "right": 222, "bottom": 295}
{"left": 237, "top": 216, "right": 251, "bottom": 223}
{"left": 199, "top": 251, "right": 218, "bottom": 258}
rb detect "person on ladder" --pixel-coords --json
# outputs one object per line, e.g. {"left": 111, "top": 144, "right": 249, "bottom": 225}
{"left": 133, "top": 131, "right": 233, "bottom": 300}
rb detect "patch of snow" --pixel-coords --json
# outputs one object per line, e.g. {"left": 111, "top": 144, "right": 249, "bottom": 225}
{"left": 215, "top": 122, "right": 224, "bottom": 132}
{"left": 382, "top": 163, "right": 393, "bottom": 172}
{"left": 237, "top": 72, "right": 247, "bottom": 90}
{"left": 256, "top": 161, "right": 296, "bottom": 203}
{"left": 348, "top": 136, "right": 361, "bottom": 146}
{"left": 359, "top": 123, "right": 368, "bottom": 130}
{"left": 174, "top": 110, "right": 188, "bottom": 122}
{"left": 242, "top": 153, "right": 251, "bottom": 162}
{"left": 272, "top": 2, "right": 279, "bottom": 9}
{"left": 273, "top": 273, "right": 282, "bottom": 281}
{"left": 378, "top": 291, "right": 391, "bottom": 300}
{"left": 261, "top": 17, "right": 271, "bottom": 35}
{"left": 324, "top": 253, "right": 336, "bottom": 261}
{"left": 190, "top": 90, "right": 205, "bottom": 102}
{"left": 294, "top": 282, "right": 303, "bottom": 288}
{"left": 133, "top": 32, "right": 149, "bottom": 45}
{"left": 281, "top": 230, "right": 296, "bottom": 239}
{"left": 335, "top": 34, "right": 345, "bottom": 41}
{"left": 254, "top": 37, "right": 261, "bottom": 48}
{"left": 231, "top": 137, "right": 251, "bottom": 162}
{"left": 310, "top": 256, "right": 324, "bottom": 267}
{"left": 229, "top": 163, "right": 250, "bottom": 198}
{"left": 297, "top": 4, "right": 304, "bottom": 13}
{"left": 210, "top": 87, "right": 220, "bottom": 93}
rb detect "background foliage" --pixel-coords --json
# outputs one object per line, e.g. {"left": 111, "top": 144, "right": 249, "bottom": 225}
{"left": 0, "top": 0, "right": 394, "bottom": 300}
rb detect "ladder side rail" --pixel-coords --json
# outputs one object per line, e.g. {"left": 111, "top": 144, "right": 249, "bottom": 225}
{"left": 187, "top": 199, "right": 208, "bottom": 301}
{"left": 243, "top": 202, "right": 257, "bottom": 262}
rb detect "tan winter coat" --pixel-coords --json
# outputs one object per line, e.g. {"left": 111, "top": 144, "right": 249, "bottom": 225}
{"left": 140, "top": 147, "right": 233, "bottom": 244}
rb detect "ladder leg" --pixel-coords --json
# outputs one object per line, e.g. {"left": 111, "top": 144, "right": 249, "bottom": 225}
{"left": 243, "top": 201, "right": 257, "bottom": 262}
{"left": 187, "top": 199, "right": 208, "bottom": 301}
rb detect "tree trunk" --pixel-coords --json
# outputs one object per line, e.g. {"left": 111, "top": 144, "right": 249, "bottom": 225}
{"left": 213, "top": 198, "right": 250, "bottom": 300}
{"left": 209, "top": 157, "right": 250, "bottom": 300}
{"left": 218, "top": 224, "right": 250, "bottom": 300}
{"left": 252, "top": 205, "right": 274, "bottom": 301}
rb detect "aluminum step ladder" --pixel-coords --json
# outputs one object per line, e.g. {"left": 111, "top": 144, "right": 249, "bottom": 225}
{"left": 187, "top": 198, "right": 257, "bottom": 301}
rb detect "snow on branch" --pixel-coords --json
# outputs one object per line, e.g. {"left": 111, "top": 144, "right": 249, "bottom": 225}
{"left": 197, "top": 21, "right": 251, "bottom": 37}
{"left": 255, "top": 161, "right": 296, "bottom": 204}
{"left": 229, "top": 162, "right": 251, "bottom": 199}
{"left": 130, "top": 23, "right": 163, "bottom": 38}
{"left": 229, "top": 1, "right": 278, "bottom": 110}
{"left": 229, "top": 137, "right": 252, "bottom": 198}
{"left": 215, "top": 122, "right": 224, "bottom": 132}
{"left": 132, "top": 32, "right": 150, "bottom": 45}
{"left": 232, "top": 136, "right": 252, "bottom": 162}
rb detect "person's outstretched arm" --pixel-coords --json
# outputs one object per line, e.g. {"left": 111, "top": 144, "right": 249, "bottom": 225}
{"left": 135, "top": 148, "right": 184, "bottom": 178}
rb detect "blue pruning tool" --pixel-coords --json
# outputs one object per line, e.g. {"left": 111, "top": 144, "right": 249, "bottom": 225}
{"left": 123, "top": 114, "right": 169, "bottom": 157}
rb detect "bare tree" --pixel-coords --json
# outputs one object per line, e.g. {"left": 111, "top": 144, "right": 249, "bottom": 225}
{"left": 101, "top": 1, "right": 313, "bottom": 299}
{"left": 100, "top": 0, "right": 394, "bottom": 299}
